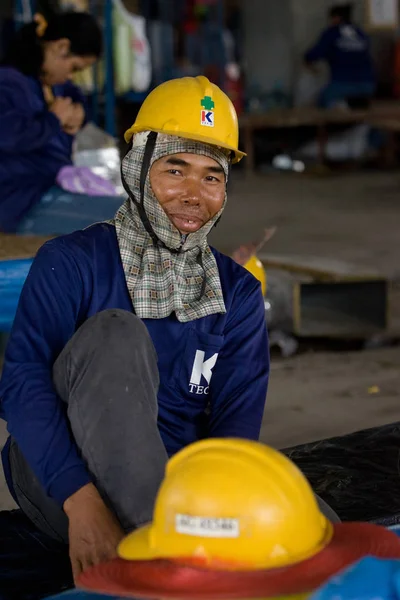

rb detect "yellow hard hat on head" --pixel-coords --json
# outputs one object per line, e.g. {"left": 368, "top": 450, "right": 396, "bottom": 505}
{"left": 118, "top": 438, "right": 332, "bottom": 570}
{"left": 124, "top": 76, "right": 245, "bottom": 163}
{"left": 244, "top": 255, "right": 267, "bottom": 297}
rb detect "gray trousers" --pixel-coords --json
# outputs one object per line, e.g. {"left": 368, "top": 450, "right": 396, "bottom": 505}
{"left": 9, "top": 309, "right": 339, "bottom": 545}
{"left": 10, "top": 309, "right": 168, "bottom": 543}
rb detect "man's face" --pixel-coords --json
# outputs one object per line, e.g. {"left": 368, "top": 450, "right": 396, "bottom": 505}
{"left": 149, "top": 153, "right": 226, "bottom": 234}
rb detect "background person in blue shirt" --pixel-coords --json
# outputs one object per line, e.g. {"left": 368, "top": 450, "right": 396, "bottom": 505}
{"left": 0, "top": 77, "right": 270, "bottom": 597}
{"left": 304, "top": 3, "right": 375, "bottom": 108}
{"left": 0, "top": 9, "right": 123, "bottom": 235}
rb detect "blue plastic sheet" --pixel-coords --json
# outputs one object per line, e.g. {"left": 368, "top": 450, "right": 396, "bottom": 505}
{"left": 0, "top": 259, "right": 32, "bottom": 333}
{"left": 310, "top": 557, "right": 400, "bottom": 600}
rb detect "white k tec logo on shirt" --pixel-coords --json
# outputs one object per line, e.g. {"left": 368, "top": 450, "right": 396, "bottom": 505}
{"left": 189, "top": 350, "right": 218, "bottom": 395}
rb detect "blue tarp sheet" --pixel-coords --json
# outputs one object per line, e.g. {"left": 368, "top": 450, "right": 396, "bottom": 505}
{"left": 311, "top": 557, "right": 400, "bottom": 600}
{"left": 0, "top": 258, "right": 32, "bottom": 333}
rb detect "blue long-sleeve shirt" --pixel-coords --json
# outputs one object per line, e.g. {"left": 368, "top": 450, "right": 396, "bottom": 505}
{"left": 0, "top": 67, "right": 85, "bottom": 232}
{"left": 305, "top": 24, "right": 374, "bottom": 84}
{"left": 0, "top": 223, "right": 269, "bottom": 506}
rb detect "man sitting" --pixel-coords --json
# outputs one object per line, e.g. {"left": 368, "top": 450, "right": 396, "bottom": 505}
{"left": 0, "top": 76, "right": 269, "bottom": 598}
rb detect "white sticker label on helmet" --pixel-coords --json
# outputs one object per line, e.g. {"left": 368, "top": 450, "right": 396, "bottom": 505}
{"left": 200, "top": 110, "right": 214, "bottom": 127}
{"left": 175, "top": 514, "right": 240, "bottom": 538}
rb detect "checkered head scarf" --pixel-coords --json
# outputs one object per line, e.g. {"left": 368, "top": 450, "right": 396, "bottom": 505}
{"left": 113, "top": 131, "right": 230, "bottom": 322}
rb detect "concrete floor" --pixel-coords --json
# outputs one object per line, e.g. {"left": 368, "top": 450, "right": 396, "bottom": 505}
{"left": 223, "top": 169, "right": 400, "bottom": 449}
{"left": 1, "top": 169, "right": 400, "bottom": 509}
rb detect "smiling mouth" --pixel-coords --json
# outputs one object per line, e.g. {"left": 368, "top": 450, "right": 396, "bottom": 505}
{"left": 168, "top": 213, "right": 205, "bottom": 232}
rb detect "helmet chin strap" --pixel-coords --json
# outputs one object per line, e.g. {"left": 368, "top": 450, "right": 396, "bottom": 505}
{"left": 213, "top": 159, "right": 231, "bottom": 229}
{"left": 121, "top": 131, "right": 175, "bottom": 251}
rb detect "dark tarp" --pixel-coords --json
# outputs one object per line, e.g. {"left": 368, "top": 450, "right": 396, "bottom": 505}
{"left": 284, "top": 422, "right": 400, "bottom": 526}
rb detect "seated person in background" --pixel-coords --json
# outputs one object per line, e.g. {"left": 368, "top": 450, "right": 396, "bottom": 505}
{"left": 0, "top": 10, "right": 122, "bottom": 236}
{"left": 304, "top": 3, "right": 375, "bottom": 109}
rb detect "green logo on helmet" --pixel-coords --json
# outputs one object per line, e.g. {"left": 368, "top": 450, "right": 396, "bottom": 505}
{"left": 201, "top": 96, "right": 215, "bottom": 111}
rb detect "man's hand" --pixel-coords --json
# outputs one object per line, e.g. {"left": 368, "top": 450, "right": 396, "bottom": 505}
{"left": 62, "top": 103, "right": 85, "bottom": 135}
{"left": 64, "top": 483, "right": 125, "bottom": 584}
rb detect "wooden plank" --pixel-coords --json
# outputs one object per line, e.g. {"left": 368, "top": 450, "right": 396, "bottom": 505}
{"left": 367, "top": 118, "right": 400, "bottom": 131}
{"left": 258, "top": 253, "right": 383, "bottom": 281}
{"left": 239, "top": 103, "right": 400, "bottom": 131}
{"left": 238, "top": 101, "right": 400, "bottom": 173}
{"left": 0, "top": 234, "right": 52, "bottom": 261}
{"left": 240, "top": 108, "right": 366, "bottom": 129}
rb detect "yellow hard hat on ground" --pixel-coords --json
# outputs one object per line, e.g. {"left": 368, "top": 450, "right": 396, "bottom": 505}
{"left": 244, "top": 255, "right": 267, "bottom": 297}
{"left": 80, "top": 439, "right": 400, "bottom": 599}
{"left": 118, "top": 438, "right": 331, "bottom": 570}
{"left": 124, "top": 76, "right": 245, "bottom": 163}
